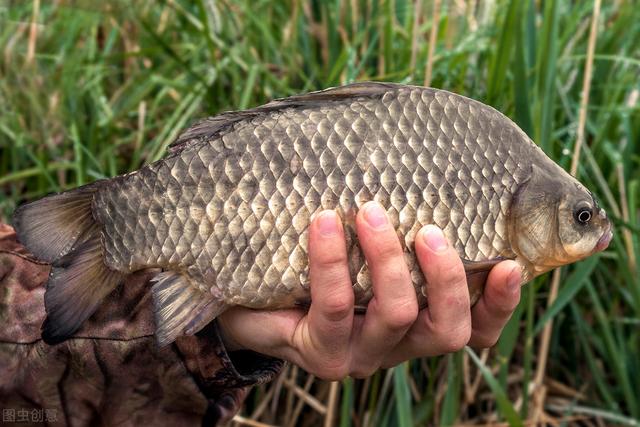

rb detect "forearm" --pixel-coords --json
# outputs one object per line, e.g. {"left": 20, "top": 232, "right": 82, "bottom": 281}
{"left": 0, "top": 223, "right": 283, "bottom": 426}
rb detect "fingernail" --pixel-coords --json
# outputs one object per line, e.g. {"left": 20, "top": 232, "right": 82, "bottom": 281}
{"left": 363, "top": 202, "right": 388, "bottom": 229}
{"left": 317, "top": 211, "right": 339, "bottom": 236}
{"left": 422, "top": 225, "right": 448, "bottom": 252}
{"left": 507, "top": 266, "right": 521, "bottom": 292}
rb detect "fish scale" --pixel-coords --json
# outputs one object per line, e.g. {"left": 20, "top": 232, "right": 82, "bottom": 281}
{"left": 94, "top": 84, "right": 532, "bottom": 309}
{"left": 15, "top": 82, "right": 610, "bottom": 345}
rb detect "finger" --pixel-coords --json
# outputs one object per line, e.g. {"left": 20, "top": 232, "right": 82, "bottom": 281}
{"left": 216, "top": 306, "right": 304, "bottom": 358}
{"left": 304, "top": 210, "right": 354, "bottom": 359}
{"left": 350, "top": 202, "right": 418, "bottom": 377}
{"left": 417, "top": 225, "right": 471, "bottom": 340}
{"left": 380, "top": 225, "right": 471, "bottom": 365}
{"left": 468, "top": 261, "right": 521, "bottom": 348}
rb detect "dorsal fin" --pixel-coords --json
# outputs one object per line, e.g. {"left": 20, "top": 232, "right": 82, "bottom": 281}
{"left": 168, "top": 112, "right": 259, "bottom": 154}
{"left": 265, "top": 81, "right": 397, "bottom": 105}
{"left": 168, "top": 82, "right": 397, "bottom": 154}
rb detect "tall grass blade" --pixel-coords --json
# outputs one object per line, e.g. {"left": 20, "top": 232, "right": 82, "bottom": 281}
{"left": 533, "top": 257, "right": 598, "bottom": 335}
{"left": 392, "top": 363, "right": 413, "bottom": 427}
{"left": 465, "top": 347, "right": 523, "bottom": 426}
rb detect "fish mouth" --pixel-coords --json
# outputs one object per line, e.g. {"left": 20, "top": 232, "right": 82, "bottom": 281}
{"left": 594, "top": 225, "right": 613, "bottom": 253}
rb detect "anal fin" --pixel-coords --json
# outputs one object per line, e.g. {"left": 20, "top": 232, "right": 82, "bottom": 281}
{"left": 151, "top": 271, "right": 226, "bottom": 346}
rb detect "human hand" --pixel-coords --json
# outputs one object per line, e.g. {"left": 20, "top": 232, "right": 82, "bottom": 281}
{"left": 217, "top": 201, "right": 521, "bottom": 380}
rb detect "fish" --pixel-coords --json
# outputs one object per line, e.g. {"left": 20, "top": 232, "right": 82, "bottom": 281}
{"left": 12, "top": 82, "right": 612, "bottom": 346}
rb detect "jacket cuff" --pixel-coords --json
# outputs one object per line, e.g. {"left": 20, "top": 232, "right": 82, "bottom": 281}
{"left": 176, "top": 320, "right": 285, "bottom": 390}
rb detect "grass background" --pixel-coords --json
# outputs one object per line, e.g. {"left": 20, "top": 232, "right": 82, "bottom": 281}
{"left": 0, "top": 0, "right": 638, "bottom": 425}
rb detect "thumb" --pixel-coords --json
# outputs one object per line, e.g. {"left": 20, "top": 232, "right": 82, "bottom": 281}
{"left": 217, "top": 306, "right": 304, "bottom": 360}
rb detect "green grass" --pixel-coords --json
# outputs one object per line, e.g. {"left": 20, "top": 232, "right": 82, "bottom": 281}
{"left": 1, "top": 0, "right": 638, "bottom": 425}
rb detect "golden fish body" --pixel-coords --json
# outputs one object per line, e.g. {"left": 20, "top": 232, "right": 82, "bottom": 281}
{"left": 14, "top": 82, "right": 611, "bottom": 345}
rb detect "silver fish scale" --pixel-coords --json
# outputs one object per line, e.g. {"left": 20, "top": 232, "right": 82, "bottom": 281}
{"left": 95, "top": 84, "right": 535, "bottom": 309}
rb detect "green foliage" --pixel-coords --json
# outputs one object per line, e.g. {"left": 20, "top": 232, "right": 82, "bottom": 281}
{"left": 1, "top": 0, "right": 638, "bottom": 425}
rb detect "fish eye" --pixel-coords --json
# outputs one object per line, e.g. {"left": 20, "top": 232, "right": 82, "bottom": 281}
{"left": 574, "top": 206, "right": 592, "bottom": 224}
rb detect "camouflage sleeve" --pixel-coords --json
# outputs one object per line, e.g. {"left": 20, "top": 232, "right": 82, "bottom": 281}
{"left": 0, "top": 223, "right": 284, "bottom": 426}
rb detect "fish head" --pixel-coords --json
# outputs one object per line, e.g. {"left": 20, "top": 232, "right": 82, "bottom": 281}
{"left": 509, "top": 163, "right": 612, "bottom": 279}
{"left": 556, "top": 185, "right": 612, "bottom": 259}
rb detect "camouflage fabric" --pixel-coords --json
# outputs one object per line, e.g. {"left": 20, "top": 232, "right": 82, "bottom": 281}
{"left": 0, "top": 223, "right": 283, "bottom": 426}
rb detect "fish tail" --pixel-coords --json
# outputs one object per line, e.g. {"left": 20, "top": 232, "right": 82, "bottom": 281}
{"left": 13, "top": 182, "right": 102, "bottom": 262}
{"left": 13, "top": 182, "right": 123, "bottom": 344}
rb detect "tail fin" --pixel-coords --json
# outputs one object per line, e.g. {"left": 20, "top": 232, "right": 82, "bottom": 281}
{"left": 13, "top": 183, "right": 100, "bottom": 262}
{"left": 13, "top": 183, "right": 123, "bottom": 344}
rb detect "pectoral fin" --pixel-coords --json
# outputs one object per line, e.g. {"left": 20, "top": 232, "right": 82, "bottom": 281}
{"left": 462, "top": 257, "right": 507, "bottom": 305}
